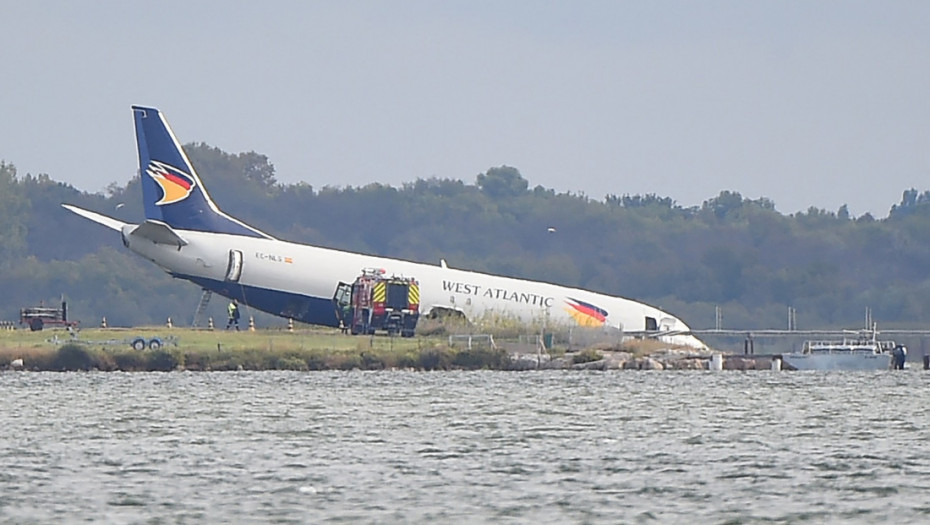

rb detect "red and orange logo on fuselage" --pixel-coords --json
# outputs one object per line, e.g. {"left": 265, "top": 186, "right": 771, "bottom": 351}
{"left": 146, "top": 160, "right": 195, "bottom": 205}
{"left": 564, "top": 297, "right": 609, "bottom": 327}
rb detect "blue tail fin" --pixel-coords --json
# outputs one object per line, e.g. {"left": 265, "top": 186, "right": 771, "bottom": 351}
{"left": 132, "top": 106, "right": 273, "bottom": 239}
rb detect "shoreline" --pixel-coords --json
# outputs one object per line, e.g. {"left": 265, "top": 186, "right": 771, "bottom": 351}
{"left": 0, "top": 326, "right": 778, "bottom": 372}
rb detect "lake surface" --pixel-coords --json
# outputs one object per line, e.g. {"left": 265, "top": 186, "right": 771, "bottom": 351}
{"left": 1, "top": 370, "right": 929, "bottom": 524}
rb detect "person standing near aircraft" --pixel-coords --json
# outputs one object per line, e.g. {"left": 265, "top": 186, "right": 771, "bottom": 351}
{"left": 227, "top": 299, "right": 240, "bottom": 330}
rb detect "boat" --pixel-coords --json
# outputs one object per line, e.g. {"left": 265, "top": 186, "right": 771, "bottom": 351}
{"left": 781, "top": 332, "right": 904, "bottom": 371}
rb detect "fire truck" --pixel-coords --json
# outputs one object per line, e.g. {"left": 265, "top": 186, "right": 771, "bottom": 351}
{"left": 333, "top": 269, "right": 420, "bottom": 337}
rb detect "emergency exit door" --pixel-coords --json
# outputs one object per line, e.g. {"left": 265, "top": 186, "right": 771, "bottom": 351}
{"left": 225, "top": 250, "right": 243, "bottom": 282}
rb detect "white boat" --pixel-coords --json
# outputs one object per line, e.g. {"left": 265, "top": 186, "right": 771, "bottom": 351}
{"left": 781, "top": 334, "right": 900, "bottom": 371}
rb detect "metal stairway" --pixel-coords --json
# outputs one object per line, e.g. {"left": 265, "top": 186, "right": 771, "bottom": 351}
{"left": 191, "top": 289, "right": 213, "bottom": 327}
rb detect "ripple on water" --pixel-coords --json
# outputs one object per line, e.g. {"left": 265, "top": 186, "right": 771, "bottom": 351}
{"left": 1, "top": 370, "right": 929, "bottom": 523}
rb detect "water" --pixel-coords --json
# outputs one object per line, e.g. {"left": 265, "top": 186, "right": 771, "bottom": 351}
{"left": 2, "top": 370, "right": 929, "bottom": 524}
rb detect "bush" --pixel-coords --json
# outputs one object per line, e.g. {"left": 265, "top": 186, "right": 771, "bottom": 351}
{"left": 305, "top": 352, "right": 327, "bottom": 371}
{"left": 112, "top": 350, "right": 146, "bottom": 371}
{"left": 181, "top": 351, "right": 211, "bottom": 371}
{"left": 359, "top": 352, "right": 385, "bottom": 370}
{"left": 146, "top": 349, "right": 179, "bottom": 371}
{"left": 52, "top": 344, "right": 96, "bottom": 371}
{"left": 572, "top": 348, "right": 604, "bottom": 365}
{"left": 275, "top": 355, "right": 308, "bottom": 371}
{"left": 413, "top": 318, "right": 447, "bottom": 337}
{"left": 418, "top": 347, "right": 453, "bottom": 370}
{"left": 452, "top": 347, "right": 510, "bottom": 369}
{"left": 0, "top": 348, "right": 56, "bottom": 370}
{"left": 392, "top": 351, "right": 419, "bottom": 369}
{"left": 327, "top": 353, "right": 361, "bottom": 370}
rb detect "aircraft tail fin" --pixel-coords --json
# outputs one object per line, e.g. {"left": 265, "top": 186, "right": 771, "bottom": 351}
{"left": 132, "top": 106, "right": 273, "bottom": 239}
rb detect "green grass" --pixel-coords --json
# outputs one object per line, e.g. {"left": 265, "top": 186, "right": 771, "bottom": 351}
{"left": 0, "top": 325, "right": 511, "bottom": 371}
{"left": 0, "top": 322, "right": 692, "bottom": 371}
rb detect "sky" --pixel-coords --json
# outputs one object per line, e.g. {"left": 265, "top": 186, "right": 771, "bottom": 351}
{"left": 3, "top": 1, "right": 930, "bottom": 217}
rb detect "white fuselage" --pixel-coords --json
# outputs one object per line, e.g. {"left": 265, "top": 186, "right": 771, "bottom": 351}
{"left": 124, "top": 225, "right": 705, "bottom": 348}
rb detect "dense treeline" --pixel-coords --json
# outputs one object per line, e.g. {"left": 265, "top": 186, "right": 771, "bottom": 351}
{"left": 2, "top": 146, "right": 930, "bottom": 331}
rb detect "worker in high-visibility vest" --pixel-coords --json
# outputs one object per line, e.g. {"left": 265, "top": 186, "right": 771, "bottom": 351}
{"left": 226, "top": 299, "right": 240, "bottom": 331}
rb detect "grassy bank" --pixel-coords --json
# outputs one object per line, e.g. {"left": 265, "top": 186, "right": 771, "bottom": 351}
{"left": 0, "top": 326, "right": 513, "bottom": 371}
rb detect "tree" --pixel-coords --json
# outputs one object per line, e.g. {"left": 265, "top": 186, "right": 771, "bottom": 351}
{"left": 0, "top": 162, "right": 30, "bottom": 264}
{"left": 10, "top": 140, "right": 930, "bottom": 332}
{"left": 701, "top": 190, "right": 744, "bottom": 220}
{"left": 476, "top": 166, "right": 528, "bottom": 200}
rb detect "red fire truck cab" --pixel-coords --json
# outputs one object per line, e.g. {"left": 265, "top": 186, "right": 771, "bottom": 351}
{"left": 333, "top": 269, "right": 420, "bottom": 337}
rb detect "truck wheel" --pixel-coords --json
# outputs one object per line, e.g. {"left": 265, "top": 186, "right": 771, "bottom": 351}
{"left": 148, "top": 338, "right": 162, "bottom": 351}
{"left": 29, "top": 318, "right": 44, "bottom": 332}
{"left": 131, "top": 338, "right": 146, "bottom": 351}
{"left": 401, "top": 330, "right": 415, "bottom": 338}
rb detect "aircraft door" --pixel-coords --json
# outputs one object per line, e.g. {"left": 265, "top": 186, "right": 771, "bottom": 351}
{"left": 645, "top": 316, "right": 658, "bottom": 331}
{"left": 659, "top": 317, "right": 676, "bottom": 331}
{"left": 225, "top": 250, "right": 243, "bottom": 282}
{"left": 333, "top": 282, "right": 352, "bottom": 328}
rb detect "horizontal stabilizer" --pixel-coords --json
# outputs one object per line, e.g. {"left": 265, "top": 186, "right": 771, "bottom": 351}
{"left": 61, "top": 204, "right": 127, "bottom": 231}
{"left": 130, "top": 220, "right": 189, "bottom": 247}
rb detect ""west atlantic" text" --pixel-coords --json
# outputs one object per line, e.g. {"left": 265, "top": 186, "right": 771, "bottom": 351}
{"left": 442, "top": 280, "right": 554, "bottom": 308}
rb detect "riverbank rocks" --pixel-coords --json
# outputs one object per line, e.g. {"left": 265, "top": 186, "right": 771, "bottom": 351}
{"left": 573, "top": 358, "right": 607, "bottom": 370}
{"left": 723, "top": 356, "right": 772, "bottom": 370}
{"left": 509, "top": 353, "right": 551, "bottom": 370}
{"left": 541, "top": 356, "right": 572, "bottom": 370}
{"left": 603, "top": 351, "right": 633, "bottom": 369}
{"left": 667, "top": 357, "right": 707, "bottom": 370}
{"left": 622, "top": 356, "right": 665, "bottom": 370}
{"left": 508, "top": 346, "right": 768, "bottom": 371}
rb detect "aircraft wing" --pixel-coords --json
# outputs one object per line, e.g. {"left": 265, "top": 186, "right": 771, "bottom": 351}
{"left": 62, "top": 204, "right": 127, "bottom": 231}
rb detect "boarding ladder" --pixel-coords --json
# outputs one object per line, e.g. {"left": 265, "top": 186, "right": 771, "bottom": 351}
{"left": 191, "top": 289, "right": 213, "bottom": 327}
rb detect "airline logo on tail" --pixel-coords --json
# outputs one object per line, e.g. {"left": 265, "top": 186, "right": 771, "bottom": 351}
{"left": 146, "top": 160, "right": 196, "bottom": 205}
{"left": 565, "top": 297, "right": 608, "bottom": 327}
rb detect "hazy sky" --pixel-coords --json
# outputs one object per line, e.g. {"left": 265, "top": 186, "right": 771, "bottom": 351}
{"left": 3, "top": 1, "right": 930, "bottom": 216}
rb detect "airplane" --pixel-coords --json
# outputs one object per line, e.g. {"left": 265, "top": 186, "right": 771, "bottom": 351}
{"left": 63, "top": 105, "right": 705, "bottom": 348}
